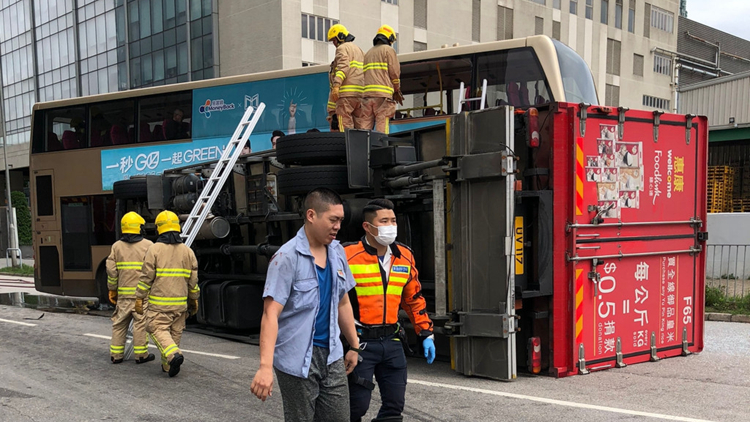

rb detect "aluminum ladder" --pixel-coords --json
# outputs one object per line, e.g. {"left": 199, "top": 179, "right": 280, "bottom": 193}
{"left": 181, "top": 103, "right": 266, "bottom": 247}
{"left": 458, "top": 79, "right": 488, "bottom": 112}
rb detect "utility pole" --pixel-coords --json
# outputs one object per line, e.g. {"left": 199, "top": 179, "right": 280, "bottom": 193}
{"left": 0, "top": 56, "right": 20, "bottom": 268}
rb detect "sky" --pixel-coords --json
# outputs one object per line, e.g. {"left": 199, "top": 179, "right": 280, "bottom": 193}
{"left": 686, "top": 0, "right": 750, "bottom": 40}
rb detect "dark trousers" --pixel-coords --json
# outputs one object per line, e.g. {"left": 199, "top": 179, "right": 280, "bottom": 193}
{"left": 349, "top": 336, "right": 407, "bottom": 422}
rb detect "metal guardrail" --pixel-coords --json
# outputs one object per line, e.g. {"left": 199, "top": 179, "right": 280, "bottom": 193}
{"left": 706, "top": 244, "right": 750, "bottom": 298}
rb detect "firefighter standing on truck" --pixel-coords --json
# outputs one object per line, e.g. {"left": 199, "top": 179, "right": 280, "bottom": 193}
{"left": 361, "top": 25, "right": 403, "bottom": 134}
{"left": 328, "top": 24, "right": 365, "bottom": 131}
{"left": 344, "top": 199, "right": 436, "bottom": 422}
{"left": 135, "top": 210, "right": 200, "bottom": 377}
{"left": 106, "top": 212, "right": 155, "bottom": 364}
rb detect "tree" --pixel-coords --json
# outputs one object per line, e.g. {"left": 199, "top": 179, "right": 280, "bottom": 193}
{"left": 11, "top": 191, "right": 31, "bottom": 246}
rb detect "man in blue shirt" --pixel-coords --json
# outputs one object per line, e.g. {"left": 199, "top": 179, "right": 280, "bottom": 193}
{"left": 251, "top": 188, "right": 360, "bottom": 422}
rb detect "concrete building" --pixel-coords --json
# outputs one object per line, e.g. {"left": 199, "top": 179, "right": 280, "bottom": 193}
{"left": 0, "top": 0, "right": 689, "bottom": 188}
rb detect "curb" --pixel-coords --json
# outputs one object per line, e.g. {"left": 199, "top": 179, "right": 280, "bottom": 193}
{"left": 706, "top": 312, "right": 750, "bottom": 323}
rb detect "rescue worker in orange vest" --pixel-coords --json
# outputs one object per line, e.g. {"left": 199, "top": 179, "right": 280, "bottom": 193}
{"left": 106, "top": 212, "right": 155, "bottom": 364}
{"left": 361, "top": 25, "right": 403, "bottom": 134}
{"left": 344, "top": 199, "right": 435, "bottom": 422}
{"left": 135, "top": 210, "right": 200, "bottom": 377}
{"left": 328, "top": 24, "right": 365, "bottom": 131}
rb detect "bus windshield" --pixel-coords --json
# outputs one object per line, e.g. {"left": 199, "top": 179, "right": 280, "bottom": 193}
{"left": 553, "top": 39, "right": 599, "bottom": 105}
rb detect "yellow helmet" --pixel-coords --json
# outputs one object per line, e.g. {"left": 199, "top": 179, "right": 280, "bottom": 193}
{"left": 121, "top": 212, "right": 145, "bottom": 234}
{"left": 377, "top": 25, "right": 397, "bottom": 43}
{"left": 155, "top": 210, "right": 181, "bottom": 235}
{"left": 328, "top": 23, "right": 349, "bottom": 42}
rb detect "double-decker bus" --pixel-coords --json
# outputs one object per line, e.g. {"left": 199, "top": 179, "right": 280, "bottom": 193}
{"left": 30, "top": 35, "right": 597, "bottom": 301}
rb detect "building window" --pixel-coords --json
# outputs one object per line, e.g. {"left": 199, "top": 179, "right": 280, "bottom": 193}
{"left": 642, "top": 95, "right": 670, "bottom": 110}
{"left": 570, "top": 0, "right": 578, "bottom": 15}
{"left": 650, "top": 5, "right": 674, "bottom": 33}
{"left": 653, "top": 54, "right": 672, "bottom": 76}
{"left": 600, "top": 0, "right": 608, "bottom": 23}
{"left": 552, "top": 20, "right": 561, "bottom": 40}
{"left": 301, "top": 13, "right": 338, "bottom": 42}
{"left": 615, "top": 0, "right": 623, "bottom": 29}
{"left": 414, "top": 0, "right": 427, "bottom": 29}
{"left": 472, "top": 0, "right": 481, "bottom": 42}
{"left": 554, "top": 0, "right": 561, "bottom": 9}
{"left": 414, "top": 41, "right": 427, "bottom": 52}
{"left": 302, "top": 62, "right": 316, "bottom": 67}
{"left": 530, "top": 0, "right": 545, "bottom": 4}
{"left": 606, "top": 38, "right": 621, "bottom": 76}
{"left": 633, "top": 53, "right": 644, "bottom": 76}
{"left": 381, "top": 0, "right": 398, "bottom": 4}
{"left": 535, "top": 17, "right": 544, "bottom": 35}
{"left": 497, "top": 6, "right": 513, "bottom": 40}
{"left": 605, "top": 84, "right": 620, "bottom": 107}
{"left": 393, "top": 33, "right": 399, "bottom": 53}
{"left": 628, "top": 0, "right": 636, "bottom": 33}
{"left": 586, "top": 0, "right": 593, "bottom": 19}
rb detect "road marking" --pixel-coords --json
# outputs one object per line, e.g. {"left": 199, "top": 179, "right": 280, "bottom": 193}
{"left": 0, "top": 318, "right": 37, "bottom": 327}
{"left": 409, "top": 379, "right": 714, "bottom": 422}
{"left": 83, "top": 333, "right": 241, "bottom": 360}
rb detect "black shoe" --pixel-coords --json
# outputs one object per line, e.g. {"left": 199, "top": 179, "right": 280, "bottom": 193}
{"left": 135, "top": 353, "right": 155, "bottom": 364}
{"left": 168, "top": 353, "right": 184, "bottom": 377}
{"left": 111, "top": 357, "right": 123, "bottom": 364}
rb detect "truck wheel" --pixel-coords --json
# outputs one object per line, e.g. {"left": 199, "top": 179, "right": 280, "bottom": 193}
{"left": 277, "top": 165, "right": 350, "bottom": 196}
{"left": 113, "top": 178, "right": 148, "bottom": 199}
{"left": 275, "top": 133, "right": 346, "bottom": 166}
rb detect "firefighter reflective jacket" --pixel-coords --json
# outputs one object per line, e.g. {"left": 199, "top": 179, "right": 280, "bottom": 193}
{"left": 106, "top": 238, "right": 154, "bottom": 299}
{"left": 136, "top": 243, "right": 199, "bottom": 312}
{"left": 344, "top": 238, "right": 433, "bottom": 336}
{"left": 363, "top": 43, "right": 400, "bottom": 98}
{"left": 330, "top": 42, "right": 365, "bottom": 98}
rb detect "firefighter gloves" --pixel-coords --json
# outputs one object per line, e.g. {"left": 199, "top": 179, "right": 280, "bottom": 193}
{"left": 188, "top": 299, "right": 199, "bottom": 316}
{"left": 331, "top": 85, "right": 340, "bottom": 102}
{"left": 423, "top": 337, "right": 436, "bottom": 364}
{"left": 135, "top": 298, "right": 144, "bottom": 315}
{"left": 108, "top": 290, "right": 118, "bottom": 305}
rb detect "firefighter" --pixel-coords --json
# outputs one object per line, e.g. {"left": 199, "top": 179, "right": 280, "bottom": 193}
{"left": 344, "top": 199, "right": 436, "bottom": 422}
{"left": 328, "top": 24, "right": 365, "bottom": 131}
{"left": 135, "top": 210, "right": 200, "bottom": 377}
{"left": 361, "top": 25, "right": 403, "bottom": 134}
{"left": 106, "top": 212, "right": 155, "bottom": 364}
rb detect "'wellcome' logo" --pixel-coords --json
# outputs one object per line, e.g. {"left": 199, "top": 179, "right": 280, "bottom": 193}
{"left": 199, "top": 99, "right": 236, "bottom": 118}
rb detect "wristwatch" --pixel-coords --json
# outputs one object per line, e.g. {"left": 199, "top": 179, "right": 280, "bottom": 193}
{"left": 350, "top": 346, "right": 363, "bottom": 353}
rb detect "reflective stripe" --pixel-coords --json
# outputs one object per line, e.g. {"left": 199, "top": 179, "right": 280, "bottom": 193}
{"left": 385, "top": 117, "right": 390, "bottom": 135}
{"left": 350, "top": 264, "right": 381, "bottom": 274}
{"left": 162, "top": 344, "right": 180, "bottom": 358}
{"left": 110, "top": 345, "right": 125, "bottom": 353}
{"left": 391, "top": 79, "right": 400, "bottom": 84}
{"left": 116, "top": 261, "right": 143, "bottom": 270}
{"left": 354, "top": 276, "right": 382, "bottom": 284}
{"left": 335, "top": 70, "right": 346, "bottom": 80}
{"left": 148, "top": 295, "right": 188, "bottom": 306}
{"left": 107, "top": 276, "right": 118, "bottom": 285}
{"left": 350, "top": 60, "right": 364, "bottom": 68}
{"left": 137, "top": 282, "right": 151, "bottom": 291}
{"left": 364, "top": 84, "right": 394, "bottom": 94}
{"left": 156, "top": 268, "right": 191, "bottom": 278}
{"left": 340, "top": 85, "right": 365, "bottom": 93}
{"left": 364, "top": 62, "right": 388, "bottom": 70}
{"left": 189, "top": 285, "right": 200, "bottom": 293}
{"left": 118, "top": 287, "right": 136, "bottom": 294}
{"left": 355, "top": 285, "right": 384, "bottom": 296}
{"left": 327, "top": 101, "right": 337, "bottom": 109}
{"left": 133, "top": 346, "right": 148, "bottom": 353}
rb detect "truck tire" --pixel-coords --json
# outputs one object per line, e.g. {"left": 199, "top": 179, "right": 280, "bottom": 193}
{"left": 275, "top": 133, "right": 346, "bottom": 165}
{"left": 277, "top": 165, "right": 350, "bottom": 196}
{"left": 112, "top": 178, "right": 148, "bottom": 199}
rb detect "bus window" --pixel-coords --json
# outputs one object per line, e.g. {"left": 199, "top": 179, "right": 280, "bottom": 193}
{"left": 35, "top": 175, "right": 54, "bottom": 216}
{"left": 396, "top": 57, "right": 472, "bottom": 119}
{"left": 46, "top": 106, "right": 87, "bottom": 151}
{"left": 139, "top": 91, "right": 192, "bottom": 142}
{"left": 476, "top": 49, "right": 553, "bottom": 109}
{"left": 91, "top": 195, "right": 117, "bottom": 245}
{"left": 89, "top": 100, "right": 136, "bottom": 147}
{"left": 60, "top": 196, "right": 92, "bottom": 271}
{"left": 553, "top": 39, "right": 599, "bottom": 105}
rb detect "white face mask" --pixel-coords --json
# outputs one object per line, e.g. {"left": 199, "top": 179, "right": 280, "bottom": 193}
{"left": 368, "top": 223, "right": 397, "bottom": 246}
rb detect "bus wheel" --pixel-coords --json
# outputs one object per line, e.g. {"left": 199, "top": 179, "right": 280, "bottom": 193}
{"left": 275, "top": 133, "right": 346, "bottom": 166}
{"left": 113, "top": 178, "right": 148, "bottom": 199}
{"left": 277, "top": 165, "right": 351, "bottom": 196}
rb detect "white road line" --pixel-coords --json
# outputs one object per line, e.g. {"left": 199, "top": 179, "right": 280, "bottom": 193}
{"left": 409, "top": 379, "right": 714, "bottom": 422}
{"left": 83, "top": 333, "right": 241, "bottom": 360}
{"left": 0, "top": 318, "right": 37, "bottom": 327}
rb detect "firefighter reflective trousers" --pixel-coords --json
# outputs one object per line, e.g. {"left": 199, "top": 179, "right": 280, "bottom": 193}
{"left": 146, "top": 309, "right": 187, "bottom": 370}
{"left": 336, "top": 97, "right": 365, "bottom": 131}
{"left": 359, "top": 97, "right": 396, "bottom": 134}
{"left": 349, "top": 336, "right": 407, "bottom": 421}
{"left": 111, "top": 298, "right": 150, "bottom": 359}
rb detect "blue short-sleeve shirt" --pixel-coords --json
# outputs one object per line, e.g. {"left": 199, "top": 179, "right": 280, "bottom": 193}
{"left": 262, "top": 227, "right": 356, "bottom": 378}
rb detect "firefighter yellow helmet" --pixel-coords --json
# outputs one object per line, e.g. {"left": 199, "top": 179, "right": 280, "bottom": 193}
{"left": 328, "top": 24, "right": 349, "bottom": 42}
{"left": 377, "top": 25, "right": 396, "bottom": 43}
{"left": 155, "top": 210, "right": 181, "bottom": 234}
{"left": 121, "top": 212, "right": 145, "bottom": 235}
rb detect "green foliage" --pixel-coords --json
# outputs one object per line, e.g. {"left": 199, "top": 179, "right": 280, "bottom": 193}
{"left": 705, "top": 286, "right": 725, "bottom": 308}
{"left": 0, "top": 264, "right": 33, "bottom": 276}
{"left": 705, "top": 286, "right": 750, "bottom": 315}
{"left": 11, "top": 191, "right": 31, "bottom": 246}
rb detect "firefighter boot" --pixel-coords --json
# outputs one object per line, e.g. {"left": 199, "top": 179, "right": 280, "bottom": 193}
{"left": 135, "top": 353, "right": 155, "bottom": 364}
{"left": 111, "top": 356, "right": 123, "bottom": 364}
{"left": 168, "top": 353, "right": 184, "bottom": 377}
{"left": 372, "top": 417, "right": 403, "bottom": 422}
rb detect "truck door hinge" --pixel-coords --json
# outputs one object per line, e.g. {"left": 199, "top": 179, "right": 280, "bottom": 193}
{"left": 617, "top": 107, "right": 629, "bottom": 140}
{"left": 578, "top": 103, "right": 591, "bottom": 137}
{"left": 685, "top": 114, "right": 695, "bottom": 145}
{"left": 652, "top": 111, "right": 664, "bottom": 143}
